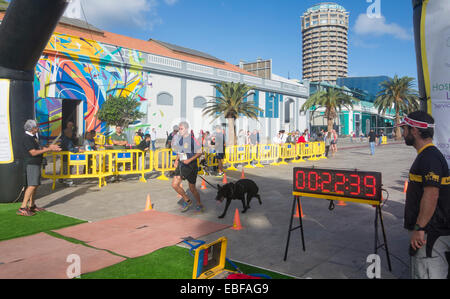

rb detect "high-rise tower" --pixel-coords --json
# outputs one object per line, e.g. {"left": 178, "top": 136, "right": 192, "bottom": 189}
{"left": 301, "top": 3, "right": 349, "bottom": 83}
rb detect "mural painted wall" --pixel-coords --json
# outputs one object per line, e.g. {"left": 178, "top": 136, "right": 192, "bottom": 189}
{"left": 34, "top": 33, "right": 152, "bottom": 142}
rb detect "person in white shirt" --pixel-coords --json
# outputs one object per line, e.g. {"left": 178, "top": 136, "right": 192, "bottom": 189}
{"left": 150, "top": 128, "right": 157, "bottom": 151}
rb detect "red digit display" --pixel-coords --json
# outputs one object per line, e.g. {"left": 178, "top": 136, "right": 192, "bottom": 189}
{"left": 364, "top": 176, "right": 377, "bottom": 197}
{"left": 349, "top": 174, "right": 361, "bottom": 195}
{"left": 308, "top": 171, "right": 319, "bottom": 191}
{"left": 296, "top": 171, "right": 306, "bottom": 190}
{"left": 321, "top": 172, "right": 332, "bottom": 193}
{"left": 334, "top": 173, "right": 345, "bottom": 194}
{"left": 294, "top": 168, "right": 381, "bottom": 202}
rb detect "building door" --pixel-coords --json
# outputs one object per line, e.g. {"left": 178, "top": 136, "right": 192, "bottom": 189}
{"left": 62, "top": 99, "right": 83, "bottom": 140}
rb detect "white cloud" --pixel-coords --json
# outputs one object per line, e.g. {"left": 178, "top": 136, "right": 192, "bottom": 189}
{"left": 164, "top": 0, "right": 178, "bottom": 5}
{"left": 79, "top": 0, "right": 161, "bottom": 30}
{"left": 353, "top": 13, "right": 413, "bottom": 41}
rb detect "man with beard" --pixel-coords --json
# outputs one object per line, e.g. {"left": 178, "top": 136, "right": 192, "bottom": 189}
{"left": 397, "top": 111, "right": 450, "bottom": 279}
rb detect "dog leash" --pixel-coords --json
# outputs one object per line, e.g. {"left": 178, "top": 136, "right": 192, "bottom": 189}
{"left": 197, "top": 174, "right": 219, "bottom": 190}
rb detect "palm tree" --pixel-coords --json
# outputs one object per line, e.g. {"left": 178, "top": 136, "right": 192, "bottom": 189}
{"left": 374, "top": 75, "right": 420, "bottom": 140}
{"left": 300, "top": 87, "right": 357, "bottom": 133}
{"left": 202, "top": 82, "right": 263, "bottom": 146}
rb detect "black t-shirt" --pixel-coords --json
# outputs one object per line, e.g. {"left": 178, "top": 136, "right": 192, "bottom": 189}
{"left": 405, "top": 144, "right": 450, "bottom": 235}
{"left": 23, "top": 133, "right": 43, "bottom": 165}
{"left": 368, "top": 131, "right": 377, "bottom": 143}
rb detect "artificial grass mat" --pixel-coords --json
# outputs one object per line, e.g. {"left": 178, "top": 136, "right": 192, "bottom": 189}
{"left": 81, "top": 245, "right": 294, "bottom": 279}
{"left": 0, "top": 203, "right": 86, "bottom": 241}
{"left": 1, "top": 203, "right": 294, "bottom": 279}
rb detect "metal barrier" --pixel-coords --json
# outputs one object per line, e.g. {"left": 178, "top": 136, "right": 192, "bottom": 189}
{"left": 42, "top": 142, "right": 330, "bottom": 191}
{"left": 254, "top": 144, "right": 280, "bottom": 168}
{"left": 279, "top": 143, "right": 297, "bottom": 165}
{"left": 43, "top": 151, "right": 112, "bottom": 190}
{"left": 225, "top": 145, "right": 254, "bottom": 171}
{"left": 108, "top": 149, "right": 153, "bottom": 182}
{"left": 153, "top": 148, "right": 177, "bottom": 181}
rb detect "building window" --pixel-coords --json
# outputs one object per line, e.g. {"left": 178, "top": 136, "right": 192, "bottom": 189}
{"left": 193, "top": 96, "right": 207, "bottom": 109}
{"left": 157, "top": 92, "right": 173, "bottom": 106}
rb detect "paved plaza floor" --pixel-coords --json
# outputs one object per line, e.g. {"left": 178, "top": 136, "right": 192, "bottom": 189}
{"left": 34, "top": 139, "right": 416, "bottom": 279}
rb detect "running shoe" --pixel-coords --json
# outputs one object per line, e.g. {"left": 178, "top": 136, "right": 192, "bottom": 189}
{"left": 195, "top": 205, "right": 205, "bottom": 213}
{"left": 181, "top": 200, "right": 192, "bottom": 212}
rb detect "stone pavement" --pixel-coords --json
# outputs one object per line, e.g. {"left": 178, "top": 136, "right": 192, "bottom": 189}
{"left": 34, "top": 139, "right": 415, "bottom": 279}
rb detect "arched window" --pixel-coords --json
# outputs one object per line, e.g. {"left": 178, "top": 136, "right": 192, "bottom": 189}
{"left": 157, "top": 92, "right": 173, "bottom": 106}
{"left": 193, "top": 96, "right": 207, "bottom": 109}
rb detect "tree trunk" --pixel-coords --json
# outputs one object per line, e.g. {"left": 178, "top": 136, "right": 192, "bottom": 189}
{"left": 327, "top": 117, "right": 334, "bottom": 133}
{"left": 226, "top": 117, "right": 236, "bottom": 146}
{"left": 394, "top": 113, "right": 402, "bottom": 141}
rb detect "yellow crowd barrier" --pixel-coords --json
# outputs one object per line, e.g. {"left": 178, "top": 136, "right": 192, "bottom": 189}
{"left": 254, "top": 144, "right": 280, "bottom": 168}
{"left": 225, "top": 145, "right": 254, "bottom": 171}
{"left": 108, "top": 149, "right": 153, "bottom": 183}
{"left": 382, "top": 136, "right": 387, "bottom": 145}
{"left": 153, "top": 148, "right": 177, "bottom": 181}
{"left": 43, "top": 151, "right": 112, "bottom": 190}
{"left": 42, "top": 141, "right": 328, "bottom": 191}
{"left": 279, "top": 143, "right": 297, "bottom": 165}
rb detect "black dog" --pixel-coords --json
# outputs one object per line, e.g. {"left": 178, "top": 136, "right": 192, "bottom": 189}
{"left": 215, "top": 179, "right": 262, "bottom": 219}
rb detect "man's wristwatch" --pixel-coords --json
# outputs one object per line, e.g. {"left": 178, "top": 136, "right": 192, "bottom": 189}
{"left": 414, "top": 224, "right": 426, "bottom": 231}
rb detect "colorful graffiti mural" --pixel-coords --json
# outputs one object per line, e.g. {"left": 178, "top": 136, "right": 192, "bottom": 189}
{"left": 34, "top": 33, "right": 151, "bottom": 142}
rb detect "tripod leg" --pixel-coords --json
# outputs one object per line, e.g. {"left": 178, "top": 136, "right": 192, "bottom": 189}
{"left": 378, "top": 206, "right": 393, "bottom": 272}
{"left": 284, "top": 197, "right": 297, "bottom": 261}
{"left": 297, "top": 197, "right": 306, "bottom": 252}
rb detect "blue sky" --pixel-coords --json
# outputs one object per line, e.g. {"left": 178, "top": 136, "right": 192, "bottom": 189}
{"left": 76, "top": 0, "right": 418, "bottom": 82}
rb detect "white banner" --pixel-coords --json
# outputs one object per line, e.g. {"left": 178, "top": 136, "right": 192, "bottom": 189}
{"left": 423, "top": 0, "right": 450, "bottom": 168}
{"left": 0, "top": 79, "right": 13, "bottom": 164}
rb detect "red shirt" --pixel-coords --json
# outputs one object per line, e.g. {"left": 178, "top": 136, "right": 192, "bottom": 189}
{"left": 297, "top": 136, "right": 306, "bottom": 144}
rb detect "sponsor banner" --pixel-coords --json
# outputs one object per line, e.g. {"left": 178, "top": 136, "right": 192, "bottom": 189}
{"left": 0, "top": 79, "right": 13, "bottom": 164}
{"left": 432, "top": 101, "right": 450, "bottom": 164}
{"left": 423, "top": 0, "right": 450, "bottom": 168}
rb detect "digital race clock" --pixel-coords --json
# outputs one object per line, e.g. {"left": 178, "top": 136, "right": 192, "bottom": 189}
{"left": 293, "top": 167, "right": 382, "bottom": 205}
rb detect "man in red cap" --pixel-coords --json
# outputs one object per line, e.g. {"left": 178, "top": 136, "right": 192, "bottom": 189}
{"left": 397, "top": 111, "right": 450, "bottom": 279}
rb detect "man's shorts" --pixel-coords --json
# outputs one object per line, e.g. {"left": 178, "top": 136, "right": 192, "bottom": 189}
{"left": 174, "top": 162, "right": 198, "bottom": 185}
{"left": 26, "top": 164, "right": 42, "bottom": 186}
{"left": 216, "top": 153, "right": 225, "bottom": 160}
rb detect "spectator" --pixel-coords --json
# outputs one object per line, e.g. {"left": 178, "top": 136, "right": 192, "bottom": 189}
{"left": 324, "top": 131, "right": 332, "bottom": 157}
{"left": 238, "top": 129, "right": 246, "bottom": 146}
{"left": 297, "top": 132, "right": 307, "bottom": 144}
{"left": 331, "top": 130, "right": 338, "bottom": 156}
{"left": 137, "top": 134, "right": 151, "bottom": 152}
{"left": 213, "top": 125, "right": 226, "bottom": 177}
{"left": 151, "top": 128, "right": 157, "bottom": 151}
{"left": 83, "top": 131, "right": 96, "bottom": 151}
{"left": 18, "top": 120, "right": 61, "bottom": 216}
{"left": 378, "top": 130, "right": 385, "bottom": 146}
{"left": 368, "top": 129, "right": 377, "bottom": 156}
{"left": 110, "top": 126, "right": 128, "bottom": 150}
{"left": 60, "top": 124, "right": 85, "bottom": 185}
{"left": 165, "top": 125, "right": 179, "bottom": 149}
{"left": 134, "top": 131, "right": 143, "bottom": 147}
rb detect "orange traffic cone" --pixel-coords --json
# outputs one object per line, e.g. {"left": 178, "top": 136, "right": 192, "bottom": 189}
{"left": 231, "top": 208, "right": 243, "bottom": 231}
{"left": 241, "top": 168, "right": 246, "bottom": 179}
{"left": 403, "top": 180, "right": 408, "bottom": 193}
{"left": 144, "top": 194, "right": 153, "bottom": 211}
{"left": 222, "top": 173, "right": 228, "bottom": 184}
{"left": 201, "top": 179, "right": 207, "bottom": 190}
{"left": 294, "top": 201, "right": 305, "bottom": 218}
{"left": 337, "top": 200, "right": 347, "bottom": 207}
